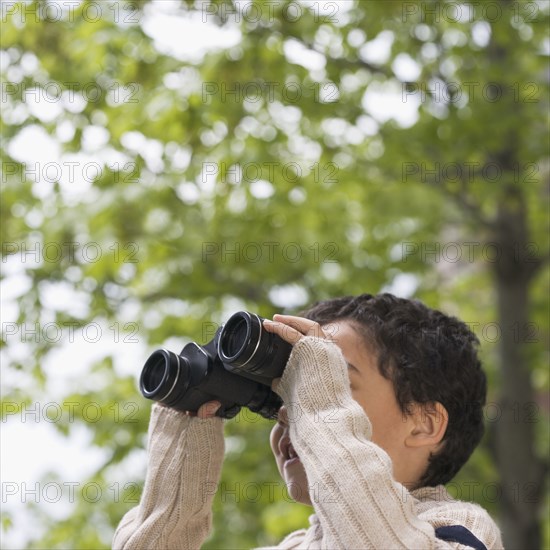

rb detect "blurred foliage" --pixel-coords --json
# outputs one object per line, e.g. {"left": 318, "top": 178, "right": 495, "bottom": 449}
{"left": 1, "top": 0, "right": 549, "bottom": 548}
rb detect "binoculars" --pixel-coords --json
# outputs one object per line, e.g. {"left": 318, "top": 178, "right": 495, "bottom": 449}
{"left": 139, "top": 311, "right": 292, "bottom": 419}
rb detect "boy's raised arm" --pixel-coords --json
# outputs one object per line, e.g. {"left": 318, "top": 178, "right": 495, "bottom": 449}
{"left": 274, "top": 336, "right": 501, "bottom": 550}
{"left": 112, "top": 403, "right": 224, "bottom": 550}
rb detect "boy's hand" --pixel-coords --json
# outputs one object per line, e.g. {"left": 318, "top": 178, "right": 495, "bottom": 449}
{"left": 158, "top": 401, "right": 221, "bottom": 419}
{"left": 263, "top": 314, "right": 327, "bottom": 344}
{"left": 263, "top": 314, "right": 330, "bottom": 392}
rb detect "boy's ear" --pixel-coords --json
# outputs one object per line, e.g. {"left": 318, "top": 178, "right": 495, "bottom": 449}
{"left": 404, "top": 402, "right": 448, "bottom": 449}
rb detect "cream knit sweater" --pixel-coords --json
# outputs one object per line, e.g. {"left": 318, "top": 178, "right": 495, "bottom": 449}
{"left": 113, "top": 337, "right": 503, "bottom": 549}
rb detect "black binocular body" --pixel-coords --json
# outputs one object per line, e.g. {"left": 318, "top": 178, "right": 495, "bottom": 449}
{"left": 139, "top": 311, "right": 292, "bottom": 419}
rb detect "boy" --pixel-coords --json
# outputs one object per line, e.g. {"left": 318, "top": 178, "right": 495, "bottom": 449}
{"left": 113, "top": 293, "right": 503, "bottom": 549}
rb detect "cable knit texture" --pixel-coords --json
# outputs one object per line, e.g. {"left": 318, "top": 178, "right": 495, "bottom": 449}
{"left": 113, "top": 404, "right": 225, "bottom": 549}
{"left": 113, "top": 336, "right": 503, "bottom": 550}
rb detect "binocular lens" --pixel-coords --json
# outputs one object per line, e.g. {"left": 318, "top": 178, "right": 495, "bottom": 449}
{"left": 218, "top": 311, "right": 291, "bottom": 379}
{"left": 222, "top": 316, "right": 249, "bottom": 358}
{"left": 218, "top": 311, "right": 261, "bottom": 367}
{"left": 141, "top": 349, "right": 181, "bottom": 400}
{"left": 142, "top": 355, "right": 166, "bottom": 394}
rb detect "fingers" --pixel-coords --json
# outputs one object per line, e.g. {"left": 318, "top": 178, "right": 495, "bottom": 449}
{"left": 275, "top": 314, "right": 327, "bottom": 337}
{"left": 263, "top": 314, "right": 327, "bottom": 345}
{"left": 194, "top": 401, "right": 221, "bottom": 419}
{"left": 263, "top": 318, "right": 305, "bottom": 345}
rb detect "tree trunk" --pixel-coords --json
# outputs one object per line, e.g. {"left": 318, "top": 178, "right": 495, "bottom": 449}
{"left": 490, "top": 199, "right": 546, "bottom": 549}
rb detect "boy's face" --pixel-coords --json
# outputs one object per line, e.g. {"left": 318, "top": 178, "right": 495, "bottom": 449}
{"left": 269, "top": 320, "right": 412, "bottom": 505}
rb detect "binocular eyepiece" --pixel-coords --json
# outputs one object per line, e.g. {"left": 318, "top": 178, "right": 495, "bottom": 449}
{"left": 140, "top": 312, "right": 292, "bottom": 419}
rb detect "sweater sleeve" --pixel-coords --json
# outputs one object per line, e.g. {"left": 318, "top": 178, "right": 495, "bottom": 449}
{"left": 112, "top": 403, "right": 225, "bottom": 550}
{"left": 274, "top": 336, "right": 501, "bottom": 550}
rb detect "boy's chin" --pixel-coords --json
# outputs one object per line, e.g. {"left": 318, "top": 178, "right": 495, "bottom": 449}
{"left": 283, "top": 463, "right": 312, "bottom": 505}
{"left": 286, "top": 482, "right": 312, "bottom": 505}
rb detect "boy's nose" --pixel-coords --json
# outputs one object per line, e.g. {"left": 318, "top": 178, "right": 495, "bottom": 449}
{"left": 277, "top": 405, "right": 289, "bottom": 426}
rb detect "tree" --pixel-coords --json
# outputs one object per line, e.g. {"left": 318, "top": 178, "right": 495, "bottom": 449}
{"left": 1, "top": 1, "right": 548, "bottom": 548}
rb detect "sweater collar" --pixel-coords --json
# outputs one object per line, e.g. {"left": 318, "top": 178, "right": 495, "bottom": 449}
{"left": 411, "top": 484, "right": 455, "bottom": 502}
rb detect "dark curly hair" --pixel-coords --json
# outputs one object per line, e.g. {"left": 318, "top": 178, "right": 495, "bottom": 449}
{"left": 299, "top": 293, "right": 487, "bottom": 488}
